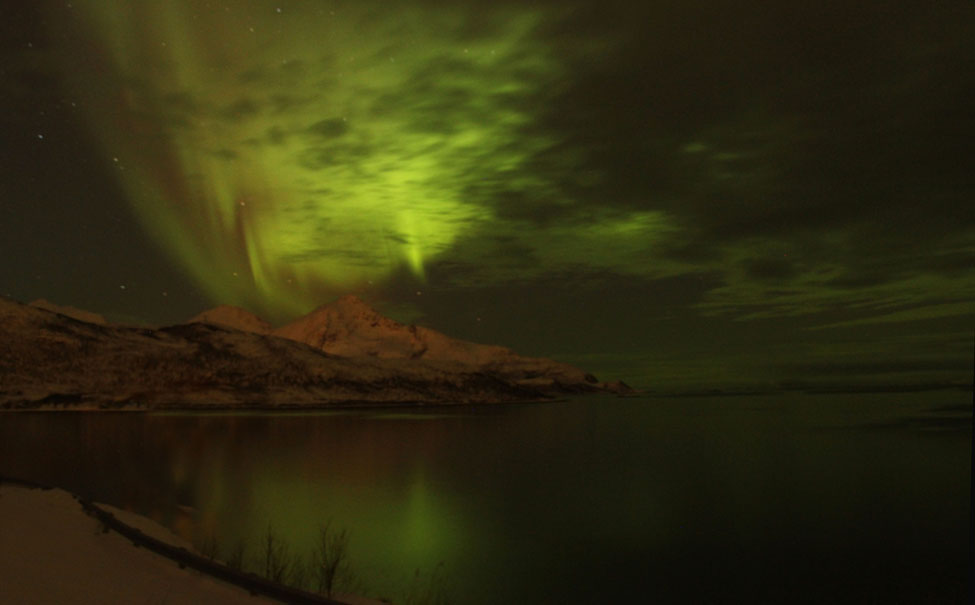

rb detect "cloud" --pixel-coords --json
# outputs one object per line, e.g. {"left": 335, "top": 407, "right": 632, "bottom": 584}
{"left": 503, "top": 0, "right": 975, "bottom": 326}
{"left": 781, "top": 358, "right": 972, "bottom": 377}
{"left": 811, "top": 301, "right": 974, "bottom": 330}
{"left": 217, "top": 97, "right": 261, "bottom": 121}
{"left": 304, "top": 118, "right": 350, "bottom": 140}
{"left": 741, "top": 256, "right": 798, "bottom": 283}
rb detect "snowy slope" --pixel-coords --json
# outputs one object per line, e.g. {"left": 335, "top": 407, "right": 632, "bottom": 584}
{"left": 272, "top": 294, "right": 517, "bottom": 364}
{"left": 189, "top": 305, "right": 272, "bottom": 334}
{"left": 29, "top": 299, "right": 107, "bottom": 325}
{"left": 272, "top": 295, "right": 614, "bottom": 390}
{"left": 273, "top": 295, "right": 428, "bottom": 358}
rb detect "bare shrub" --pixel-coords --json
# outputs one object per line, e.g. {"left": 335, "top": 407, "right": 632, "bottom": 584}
{"left": 262, "top": 523, "right": 292, "bottom": 584}
{"left": 314, "top": 519, "right": 355, "bottom": 598}
{"left": 403, "top": 562, "right": 450, "bottom": 605}
{"left": 288, "top": 551, "right": 311, "bottom": 591}
{"left": 195, "top": 532, "right": 220, "bottom": 561}
{"left": 226, "top": 538, "right": 248, "bottom": 572}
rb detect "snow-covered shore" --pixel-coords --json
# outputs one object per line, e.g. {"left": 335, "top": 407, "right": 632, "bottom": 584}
{"left": 0, "top": 482, "right": 380, "bottom": 604}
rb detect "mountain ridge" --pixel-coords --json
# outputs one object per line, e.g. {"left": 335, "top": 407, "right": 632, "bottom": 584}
{"left": 1, "top": 297, "right": 628, "bottom": 409}
{"left": 188, "top": 305, "right": 272, "bottom": 334}
{"left": 194, "top": 295, "right": 609, "bottom": 390}
{"left": 29, "top": 299, "right": 107, "bottom": 325}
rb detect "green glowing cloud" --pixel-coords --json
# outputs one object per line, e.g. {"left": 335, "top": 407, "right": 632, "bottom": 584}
{"left": 51, "top": 2, "right": 565, "bottom": 317}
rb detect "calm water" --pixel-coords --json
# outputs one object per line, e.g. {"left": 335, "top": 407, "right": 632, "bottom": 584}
{"left": 0, "top": 393, "right": 969, "bottom": 603}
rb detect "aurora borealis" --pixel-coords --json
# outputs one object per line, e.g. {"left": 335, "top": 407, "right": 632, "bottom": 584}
{"left": 51, "top": 2, "right": 585, "bottom": 316}
{"left": 2, "top": 1, "right": 973, "bottom": 389}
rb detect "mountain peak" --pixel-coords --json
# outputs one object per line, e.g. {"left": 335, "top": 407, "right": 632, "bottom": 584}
{"left": 329, "top": 294, "right": 377, "bottom": 313}
{"left": 297, "top": 295, "right": 387, "bottom": 326}
{"left": 273, "top": 294, "right": 400, "bottom": 353}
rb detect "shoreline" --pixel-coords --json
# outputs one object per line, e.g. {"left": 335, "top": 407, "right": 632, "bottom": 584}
{"left": 0, "top": 396, "right": 561, "bottom": 413}
{"left": 0, "top": 477, "right": 382, "bottom": 605}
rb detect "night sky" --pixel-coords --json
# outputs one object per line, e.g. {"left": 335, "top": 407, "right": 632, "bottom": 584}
{"left": 2, "top": 1, "right": 972, "bottom": 390}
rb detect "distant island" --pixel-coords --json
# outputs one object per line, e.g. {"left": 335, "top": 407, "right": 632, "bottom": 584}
{"left": 0, "top": 295, "right": 629, "bottom": 410}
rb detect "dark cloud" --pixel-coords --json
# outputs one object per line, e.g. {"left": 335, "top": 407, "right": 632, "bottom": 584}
{"left": 917, "top": 250, "right": 975, "bottom": 276}
{"left": 276, "top": 202, "right": 331, "bottom": 221}
{"left": 266, "top": 125, "right": 288, "bottom": 145}
{"left": 269, "top": 93, "right": 314, "bottom": 113}
{"left": 301, "top": 187, "right": 334, "bottom": 197}
{"left": 218, "top": 98, "right": 260, "bottom": 120}
{"left": 161, "top": 91, "right": 201, "bottom": 116}
{"left": 278, "top": 59, "right": 308, "bottom": 79}
{"left": 296, "top": 141, "right": 372, "bottom": 171}
{"left": 741, "top": 257, "right": 797, "bottom": 283}
{"left": 305, "top": 118, "right": 350, "bottom": 140}
{"left": 297, "top": 147, "right": 343, "bottom": 170}
{"left": 434, "top": 0, "right": 970, "bottom": 335}
{"left": 383, "top": 232, "right": 409, "bottom": 245}
{"left": 467, "top": 189, "right": 577, "bottom": 226}
{"left": 277, "top": 247, "right": 375, "bottom": 265}
{"left": 528, "top": 0, "right": 974, "bottom": 247}
{"left": 823, "top": 270, "right": 893, "bottom": 290}
{"left": 236, "top": 59, "right": 310, "bottom": 87}
{"left": 237, "top": 67, "right": 265, "bottom": 84}
{"left": 780, "top": 358, "right": 971, "bottom": 378}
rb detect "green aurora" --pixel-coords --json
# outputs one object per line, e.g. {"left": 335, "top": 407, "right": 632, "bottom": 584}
{"left": 49, "top": 1, "right": 668, "bottom": 318}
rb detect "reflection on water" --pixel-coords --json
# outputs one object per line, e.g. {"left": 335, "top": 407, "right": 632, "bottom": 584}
{"left": 0, "top": 393, "right": 969, "bottom": 603}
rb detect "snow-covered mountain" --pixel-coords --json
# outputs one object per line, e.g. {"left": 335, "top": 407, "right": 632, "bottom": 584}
{"left": 273, "top": 295, "right": 520, "bottom": 363}
{"left": 0, "top": 296, "right": 627, "bottom": 410}
{"left": 266, "top": 295, "right": 615, "bottom": 391}
{"left": 273, "top": 295, "right": 434, "bottom": 358}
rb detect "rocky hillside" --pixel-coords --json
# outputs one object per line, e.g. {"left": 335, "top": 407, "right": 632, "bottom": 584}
{"left": 188, "top": 305, "right": 272, "bottom": 334}
{"left": 29, "top": 299, "right": 107, "bottom": 325}
{"left": 268, "top": 295, "right": 611, "bottom": 391}
{"left": 0, "top": 297, "right": 626, "bottom": 409}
